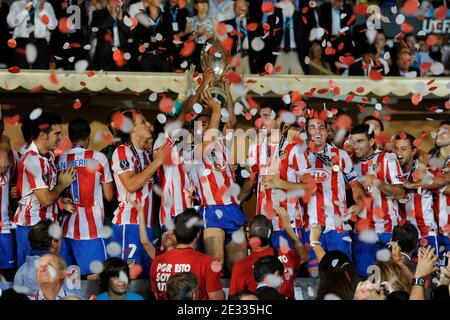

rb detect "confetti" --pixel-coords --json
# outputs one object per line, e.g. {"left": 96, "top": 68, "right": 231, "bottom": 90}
{"left": 29, "top": 108, "right": 43, "bottom": 120}
{"left": 106, "top": 242, "right": 121, "bottom": 257}
{"left": 48, "top": 223, "right": 62, "bottom": 239}
{"left": 376, "top": 248, "right": 391, "bottom": 262}
{"left": 89, "top": 261, "right": 104, "bottom": 274}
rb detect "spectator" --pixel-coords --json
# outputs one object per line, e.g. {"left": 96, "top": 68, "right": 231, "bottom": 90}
{"left": 56, "top": 118, "right": 114, "bottom": 277}
{"left": 308, "top": 42, "right": 333, "bottom": 75}
{"left": 7, "top": 0, "right": 58, "bottom": 69}
{"left": 229, "top": 214, "right": 303, "bottom": 300}
{"left": 135, "top": 0, "right": 173, "bottom": 72}
{"left": 14, "top": 111, "right": 75, "bottom": 267}
{"left": 390, "top": 222, "right": 419, "bottom": 275}
{"left": 164, "top": 0, "right": 189, "bottom": 71}
{"left": 374, "top": 30, "right": 393, "bottom": 66}
{"left": 269, "top": 0, "right": 307, "bottom": 75}
{"left": 208, "top": 0, "right": 234, "bottom": 23}
{"left": 316, "top": 250, "right": 359, "bottom": 300}
{"left": 404, "top": 34, "right": 433, "bottom": 73}
{"left": 150, "top": 209, "right": 225, "bottom": 300}
{"left": 166, "top": 272, "right": 199, "bottom": 300}
{"left": 253, "top": 255, "right": 287, "bottom": 300}
{"left": 389, "top": 49, "right": 420, "bottom": 77}
{"left": 224, "top": 0, "right": 259, "bottom": 74}
{"left": 29, "top": 253, "right": 79, "bottom": 300}
{"left": 350, "top": 124, "right": 405, "bottom": 277}
{"left": 317, "top": 0, "right": 354, "bottom": 73}
{"left": 185, "top": 0, "right": 214, "bottom": 71}
{"left": 375, "top": 259, "right": 413, "bottom": 294}
{"left": 90, "top": 0, "right": 132, "bottom": 70}
{"left": 97, "top": 257, "right": 144, "bottom": 300}
{"left": 14, "top": 219, "right": 61, "bottom": 294}
{"left": 228, "top": 290, "right": 258, "bottom": 300}
{"left": 346, "top": 43, "right": 389, "bottom": 76}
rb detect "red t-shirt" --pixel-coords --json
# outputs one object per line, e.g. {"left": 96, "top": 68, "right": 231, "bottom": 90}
{"left": 150, "top": 248, "right": 223, "bottom": 300}
{"left": 229, "top": 247, "right": 301, "bottom": 299}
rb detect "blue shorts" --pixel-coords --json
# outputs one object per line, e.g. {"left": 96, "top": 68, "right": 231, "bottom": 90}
{"left": 0, "top": 233, "right": 16, "bottom": 270}
{"left": 353, "top": 232, "right": 392, "bottom": 277}
{"left": 272, "top": 228, "right": 302, "bottom": 250}
{"left": 300, "top": 229, "right": 352, "bottom": 275}
{"left": 437, "top": 235, "right": 450, "bottom": 256}
{"left": 61, "top": 237, "right": 108, "bottom": 275}
{"left": 200, "top": 205, "right": 247, "bottom": 245}
{"left": 16, "top": 225, "right": 32, "bottom": 268}
{"left": 111, "top": 224, "right": 154, "bottom": 279}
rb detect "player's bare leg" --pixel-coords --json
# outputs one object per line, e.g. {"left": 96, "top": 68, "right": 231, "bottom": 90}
{"left": 203, "top": 227, "right": 225, "bottom": 273}
{"left": 225, "top": 226, "right": 248, "bottom": 272}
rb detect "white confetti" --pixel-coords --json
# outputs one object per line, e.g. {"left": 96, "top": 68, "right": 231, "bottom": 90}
{"left": 430, "top": 62, "right": 444, "bottom": 75}
{"left": 241, "top": 169, "right": 250, "bottom": 178}
{"left": 304, "top": 56, "right": 310, "bottom": 65}
{"left": 157, "top": 113, "right": 167, "bottom": 124}
{"left": 149, "top": 92, "right": 158, "bottom": 102}
{"left": 48, "top": 223, "right": 62, "bottom": 239}
{"left": 193, "top": 103, "right": 203, "bottom": 114}
{"left": 120, "top": 115, "right": 134, "bottom": 134}
{"left": 265, "top": 274, "right": 283, "bottom": 288}
{"left": 342, "top": 236, "right": 353, "bottom": 242}
{"left": 119, "top": 270, "right": 129, "bottom": 284}
{"left": 83, "top": 44, "right": 91, "bottom": 50}
{"left": 405, "top": 71, "right": 417, "bottom": 78}
{"left": 29, "top": 108, "right": 43, "bottom": 120}
{"left": 281, "top": 111, "right": 296, "bottom": 125}
{"left": 185, "top": 217, "right": 201, "bottom": 228}
{"left": 215, "top": 209, "right": 223, "bottom": 219}
{"left": 89, "top": 260, "right": 104, "bottom": 274}
{"left": 124, "top": 52, "right": 131, "bottom": 60}
{"left": 307, "top": 286, "right": 315, "bottom": 297}
{"left": 331, "top": 259, "right": 339, "bottom": 268}
{"left": 282, "top": 94, "right": 291, "bottom": 105}
{"left": 415, "top": 82, "right": 425, "bottom": 93}
{"left": 106, "top": 242, "right": 121, "bottom": 257}
{"left": 164, "top": 214, "right": 175, "bottom": 232}
{"left": 203, "top": 168, "right": 211, "bottom": 176}
{"left": 68, "top": 56, "right": 75, "bottom": 63}
{"left": 155, "top": 33, "right": 163, "bottom": 41}
{"left": 25, "top": 43, "right": 37, "bottom": 64}
{"left": 383, "top": 51, "right": 390, "bottom": 61}
{"left": 376, "top": 248, "right": 391, "bottom": 262}
{"left": 74, "top": 59, "right": 89, "bottom": 73}
{"left": 180, "top": 60, "right": 188, "bottom": 69}
{"left": 359, "top": 229, "right": 378, "bottom": 244}
{"left": 395, "top": 14, "right": 405, "bottom": 24}
{"left": 375, "top": 103, "right": 382, "bottom": 111}
{"left": 251, "top": 37, "right": 265, "bottom": 52}
{"left": 98, "top": 226, "right": 113, "bottom": 239}
{"left": 231, "top": 230, "right": 245, "bottom": 244}
{"left": 324, "top": 293, "right": 341, "bottom": 300}
{"left": 63, "top": 42, "right": 70, "bottom": 50}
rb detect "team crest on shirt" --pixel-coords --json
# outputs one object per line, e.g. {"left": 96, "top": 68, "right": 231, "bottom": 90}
{"left": 120, "top": 160, "right": 130, "bottom": 170}
{"left": 278, "top": 149, "right": 288, "bottom": 160}
{"left": 0, "top": 175, "right": 7, "bottom": 186}
{"left": 372, "top": 163, "right": 380, "bottom": 172}
{"left": 313, "top": 168, "right": 330, "bottom": 183}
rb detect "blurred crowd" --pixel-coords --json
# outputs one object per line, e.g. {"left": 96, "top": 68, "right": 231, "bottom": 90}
{"left": 0, "top": 0, "right": 449, "bottom": 76}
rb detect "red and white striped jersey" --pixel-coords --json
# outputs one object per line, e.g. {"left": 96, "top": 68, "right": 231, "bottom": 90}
{"left": 429, "top": 155, "right": 449, "bottom": 234}
{"left": 56, "top": 147, "right": 113, "bottom": 240}
{"left": 154, "top": 135, "right": 193, "bottom": 226}
{"left": 111, "top": 144, "right": 154, "bottom": 227}
{"left": 17, "top": 143, "right": 29, "bottom": 160}
{"left": 305, "top": 144, "right": 359, "bottom": 230}
{"left": 14, "top": 142, "right": 58, "bottom": 226}
{"left": 353, "top": 150, "right": 404, "bottom": 233}
{"left": 0, "top": 150, "right": 18, "bottom": 233}
{"left": 186, "top": 140, "right": 240, "bottom": 207}
{"left": 398, "top": 161, "right": 437, "bottom": 238}
{"left": 248, "top": 137, "right": 310, "bottom": 231}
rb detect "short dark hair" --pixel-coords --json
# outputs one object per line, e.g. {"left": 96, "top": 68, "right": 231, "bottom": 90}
{"left": 30, "top": 111, "right": 63, "bottom": 140}
{"left": 21, "top": 112, "right": 32, "bottom": 143}
{"left": 363, "top": 115, "right": 384, "bottom": 131}
{"left": 99, "top": 258, "right": 130, "bottom": 291}
{"left": 440, "top": 120, "right": 450, "bottom": 127}
{"left": 28, "top": 219, "right": 57, "bottom": 251}
{"left": 174, "top": 209, "right": 201, "bottom": 245}
{"left": 394, "top": 132, "right": 416, "bottom": 149}
{"left": 166, "top": 272, "right": 198, "bottom": 300}
{"left": 361, "top": 43, "right": 377, "bottom": 55}
{"left": 248, "top": 215, "right": 273, "bottom": 247}
{"left": 253, "top": 256, "right": 284, "bottom": 283}
{"left": 259, "top": 100, "right": 289, "bottom": 119}
{"left": 392, "top": 222, "right": 419, "bottom": 253}
{"left": 350, "top": 124, "right": 375, "bottom": 140}
{"left": 228, "top": 290, "right": 257, "bottom": 300}
{"left": 68, "top": 118, "right": 91, "bottom": 143}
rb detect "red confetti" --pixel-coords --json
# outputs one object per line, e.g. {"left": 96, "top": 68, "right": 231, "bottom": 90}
{"left": 215, "top": 22, "right": 227, "bottom": 36}
{"left": 113, "top": 49, "right": 124, "bottom": 62}
{"left": 8, "top": 66, "right": 20, "bottom": 73}
{"left": 7, "top": 39, "right": 16, "bottom": 48}
{"left": 261, "top": 1, "right": 275, "bottom": 14}
{"left": 248, "top": 237, "right": 262, "bottom": 250}
{"left": 4, "top": 115, "right": 20, "bottom": 125}
{"left": 324, "top": 46, "right": 335, "bottom": 55}
{"left": 58, "top": 17, "right": 71, "bottom": 34}
{"left": 73, "top": 99, "right": 82, "bottom": 110}
{"left": 369, "top": 69, "right": 383, "bottom": 81}
{"left": 402, "top": 0, "right": 419, "bottom": 15}
{"left": 413, "top": 138, "right": 422, "bottom": 148}
{"left": 426, "top": 35, "right": 437, "bottom": 46}
{"left": 411, "top": 93, "right": 422, "bottom": 105}
{"left": 264, "top": 63, "right": 274, "bottom": 75}
{"left": 180, "top": 39, "right": 196, "bottom": 57}
{"left": 434, "top": 5, "right": 447, "bottom": 20}
{"left": 382, "top": 96, "right": 390, "bottom": 104}
{"left": 339, "top": 55, "right": 355, "bottom": 66}
{"left": 400, "top": 22, "right": 414, "bottom": 33}
{"left": 356, "top": 86, "right": 365, "bottom": 93}
{"left": 41, "top": 15, "right": 49, "bottom": 25}
{"left": 159, "top": 96, "right": 174, "bottom": 113}
{"left": 419, "top": 238, "right": 428, "bottom": 247}
{"left": 221, "top": 37, "right": 234, "bottom": 52}
{"left": 247, "top": 22, "right": 258, "bottom": 32}
{"left": 86, "top": 70, "right": 95, "bottom": 77}
{"left": 335, "top": 115, "right": 352, "bottom": 130}
{"left": 49, "top": 71, "right": 59, "bottom": 84}
{"left": 420, "top": 62, "right": 432, "bottom": 71}
{"left": 354, "top": 3, "right": 368, "bottom": 15}
{"left": 255, "top": 118, "right": 263, "bottom": 128}
{"left": 30, "top": 85, "right": 44, "bottom": 93}
{"left": 80, "top": 81, "right": 86, "bottom": 86}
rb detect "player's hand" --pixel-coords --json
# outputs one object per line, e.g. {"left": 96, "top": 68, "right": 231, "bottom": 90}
{"left": 201, "top": 89, "right": 221, "bottom": 112}
{"left": 0, "top": 151, "right": 9, "bottom": 176}
{"left": 309, "top": 223, "right": 322, "bottom": 243}
{"left": 61, "top": 197, "right": 76, "bottom": 214}
{"left": 343, "top": 204, "right": 363, "bottom": 220}
{"left": 415, "top": 246, "right": 439, "bottom": 278}
{"left": 153, "top": 142, "right": 171, "bottom": 166}
{"left": 58, "top": 166, "right": 76, "bottom": 188}
{"left": 262, "top": 175, "right": 285, "bottom": 190}
{"left": 202, "top": 67, "right": 215, "bottom": 87}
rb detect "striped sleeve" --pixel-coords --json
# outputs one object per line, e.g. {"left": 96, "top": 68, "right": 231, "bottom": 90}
{"left": 385, "top": 153, "right": 404, "bottom": 185}
{"left": 290, "top": 145, "right": 310, "bottom": 176}
{"left": 341, "top": 150, "right": 358, "bottom": 183}
{"left": 111, "top": 145, "right": 135, "bottom": 175}
{"left": 96, "top": 151, "right": 113, "bottom": 183}
{"left": 24, "top": 156, "right": 48, "bottom": 190}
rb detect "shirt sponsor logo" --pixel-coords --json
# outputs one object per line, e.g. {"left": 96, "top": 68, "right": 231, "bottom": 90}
{"left": 313, "top": 168, "right": 330, "bottom": 183}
